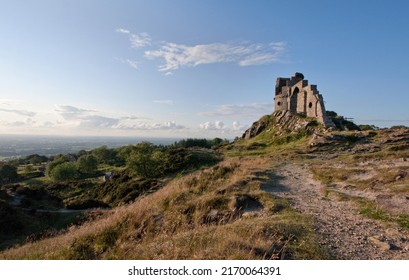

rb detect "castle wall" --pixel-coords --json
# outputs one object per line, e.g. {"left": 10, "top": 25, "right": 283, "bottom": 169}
{"left": 274, "top": 72, "right": 335, "bottom": 128}
{"left": 297, "top": 90, "right": 307, "bottom": 114}
{"left": 274, "top": 86, "right": 289, "bottom": 111}
{"left": 289, "top": 87, "right": 299, "bottom": 112}
{"left": 306, "top": 92, "right": 319, "bottom": 117}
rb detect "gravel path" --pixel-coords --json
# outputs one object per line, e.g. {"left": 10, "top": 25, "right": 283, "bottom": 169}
{"left": 263, "top": 163, "right": 409, "bottom": 259}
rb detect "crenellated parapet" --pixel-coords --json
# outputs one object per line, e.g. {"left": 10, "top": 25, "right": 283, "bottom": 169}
{"left": 274, "top": 72, "right": 334, "bottom": 128}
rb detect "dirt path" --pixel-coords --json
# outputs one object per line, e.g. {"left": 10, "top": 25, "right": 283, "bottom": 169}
{"left": 263, "top": 163, "right": 409, "bottom": 259}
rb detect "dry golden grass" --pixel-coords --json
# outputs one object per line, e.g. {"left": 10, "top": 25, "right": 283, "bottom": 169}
{"left": 0, "top": 157, "right": 326, "bottom": 260}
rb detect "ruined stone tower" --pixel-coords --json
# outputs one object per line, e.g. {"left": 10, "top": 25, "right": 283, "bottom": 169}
{"left": 274, "top": 72, "right": 334, "bottom": 128}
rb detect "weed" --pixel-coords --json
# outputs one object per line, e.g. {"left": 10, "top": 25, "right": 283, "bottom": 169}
{"left": 397, "top": 214, "right": 409, "bottom": 229}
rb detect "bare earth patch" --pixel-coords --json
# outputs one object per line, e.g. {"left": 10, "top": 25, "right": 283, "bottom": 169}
{"left": 263, "top": 163, "right": 409, "bottom": 259}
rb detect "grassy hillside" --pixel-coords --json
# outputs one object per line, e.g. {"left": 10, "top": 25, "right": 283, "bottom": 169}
{"left": 2, "top": 112, "right": 408, "bottom": 260}
{"left": 0, "top": 156, "right": 327, "bottom": 259}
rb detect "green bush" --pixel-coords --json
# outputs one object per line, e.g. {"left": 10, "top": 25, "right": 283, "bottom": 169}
{"left": 78, "top": 155, "right": 98, "bottom": 174}
{"left": 126, "top": 142, "right": 166, "bottom": 178}
{"left": 49, "top": 162, "right": 80, "bottom": 181}
{"left": 0, "top": 164, "right": 19, "bottom": 184}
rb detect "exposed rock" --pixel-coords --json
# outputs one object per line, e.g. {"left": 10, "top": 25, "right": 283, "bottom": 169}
{"left": 385, "top": 228, "right": 401, "bottom": 240}
{"left": 241, "top": 110, "right": 318, "bottom": 140}
{"left": 203, "top": 209, "right": 234, "bottom": 225}
{"left": 229, "top": 194, "right": 263, "bottom": 212}
{"left": 395, "top": 175, "right": 403, "bottom": 181}
{"left": 242, "top": 119, "right": 268, "bottom": 140}
{"left": 368, "top": 236, "right": 392, "bottom": 251}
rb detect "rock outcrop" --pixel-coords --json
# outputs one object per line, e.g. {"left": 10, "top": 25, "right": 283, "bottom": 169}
{"left": 242, "top": 110, "right": 320, "bottom": 140}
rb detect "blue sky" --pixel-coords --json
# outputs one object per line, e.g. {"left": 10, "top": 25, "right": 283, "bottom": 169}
{"left": 1, "top": 0, "right": 409, "bottom": 138}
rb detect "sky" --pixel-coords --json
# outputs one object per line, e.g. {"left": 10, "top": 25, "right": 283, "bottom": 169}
{"left": 1, "top": 0, "right": 409, "bottom": 138}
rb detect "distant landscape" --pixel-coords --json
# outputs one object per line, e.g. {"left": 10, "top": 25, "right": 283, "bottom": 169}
{"left": 0, "top": 135, "right": 180, "bottom": 160}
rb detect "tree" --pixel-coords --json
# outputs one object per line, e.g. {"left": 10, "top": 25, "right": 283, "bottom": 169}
{"left": 92, "top": 146, "right": 116, "bottom": 164}
{"left": 46, "top": 154, "right": 70, "bottom": 176}
{"left": 126, "top": 142, "right": 166, "bottom": 178}
{"left": 25, "top": 154, "right": 48, "bottom": 165}
{"left": 0, "top": 164, "right": 19, "bottom": 184}
{"left": 117, "top": 145, "right": 136, "bottom": 164}
{"left": 49, "top": 162, "right": 80, "bottom": 181}
{"left": 78, "top": 155, "right": 98, "bottom": 174}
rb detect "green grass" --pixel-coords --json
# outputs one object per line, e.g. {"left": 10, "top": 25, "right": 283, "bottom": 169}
{"left": 0, "top": 157, "right": 330, "bottom": 260}
{"left": 332, "top": 193, "right": 409, "bottom": 230}
{"left": 21, "top": 176, "right": 51, "bottom": 186}
{"left": 397, "top": 214, "right": 409, "bottom": 229}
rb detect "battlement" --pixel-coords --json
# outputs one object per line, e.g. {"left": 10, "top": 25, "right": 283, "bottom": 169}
{"left": 274, "top": 72, "right": 334, "bottom": 128}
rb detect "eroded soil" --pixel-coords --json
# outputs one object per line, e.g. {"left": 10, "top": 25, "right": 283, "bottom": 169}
{"left": 263, "top": 162, "right": 409, "bottom": 259}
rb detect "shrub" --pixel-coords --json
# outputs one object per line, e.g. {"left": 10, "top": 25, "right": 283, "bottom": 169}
{"left": 0, "top": 164, "right": 18, "bottom": 184}
{"left": 126, "top": 142, "right": 166, "bottom": 178}
{"left": 49, "top": 162, "right": 80, "bottom": 181}
{"left": 78, "top": 155, "right": 98, "bottom": 174}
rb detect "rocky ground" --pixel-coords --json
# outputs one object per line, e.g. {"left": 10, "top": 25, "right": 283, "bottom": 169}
{"left": 263, "top": 162, "right": 409, "bottom": 259}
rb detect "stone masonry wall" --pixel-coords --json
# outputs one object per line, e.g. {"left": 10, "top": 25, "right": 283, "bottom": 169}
{"left": 274, "top": 73, "right": 334, "bottom": 128}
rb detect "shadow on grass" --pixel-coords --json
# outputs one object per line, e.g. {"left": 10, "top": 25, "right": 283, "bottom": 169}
{"left": 258, "top": 171, "right": 289, "bottom": 193}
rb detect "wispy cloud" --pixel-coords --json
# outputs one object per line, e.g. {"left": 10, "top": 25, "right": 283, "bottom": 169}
{"left": 0, "top": 107, "right": 36, "bottom": 117}
{"left": 116, "top": 120, "right": 185, "bottom": 131}
{"left": 115, "top": 28, "right": 130, "bottom": 34}
{"left": 55, "top": 104, "right": 185, "bottom": 131}
{"left": 199, "top": 103, "right": 273, "bottom": 118}
{"left": 55, "top": 105, "right": 96, "bottom": 120}
{"left": 153, "top": 99, "right": 174, "bottom": 105}
{"left": 0, "top": 99, "right": 23, "bottom": 106}
{"left": 116, "top": 29, "right": 286, "bottom": 73}
{"left": 0, "top": 118, "right": 57, "bottom": 129}
{"left": 145, "top": 41, "right": 286, "bottom": 72}
{"left": 239, "top": 42, "right": 286, "bottom": 66}
{"left": 126, "top": 59, "right": 138, "bottom": 69}
{"left": 130, "top": 32, "right": 151, "bottom": 48}
{"left": 116, "top": 28, "right": 151, "bottom": 48}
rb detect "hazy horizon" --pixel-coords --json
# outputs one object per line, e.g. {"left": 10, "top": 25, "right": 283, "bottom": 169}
{"left": 0, "top": 134, "right": 188, "bottom": 160}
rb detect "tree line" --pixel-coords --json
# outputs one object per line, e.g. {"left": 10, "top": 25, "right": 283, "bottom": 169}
{"left": 0, "top": 138, "right": 229, "bottom": 184}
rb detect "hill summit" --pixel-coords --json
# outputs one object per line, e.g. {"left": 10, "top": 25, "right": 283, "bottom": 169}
{"left": 243, "top": 72, "right": 360, "bottom": 140}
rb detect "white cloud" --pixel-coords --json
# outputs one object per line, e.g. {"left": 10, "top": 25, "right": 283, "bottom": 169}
{"left": 115, "top": 120, "right": 185, "bottom": 131}
{"left": 0, "top": 120, "right": 32, "bottom": 127}
{"left": 215, "top": 121, "right": 224, "bottom": 129}
{"left": 0, "top": 107, "right": 36, "bottom": 117}
{"left": 232, "top": 121, "right": 247, "bottom": 131}
{"left": 153, "top": 99, "right": 174, "bottom": 105}
{"left": 130, "top": 32, "right": 151, "bottom": 48}
{"left": 116, "top": 28, "right": 151, "bottom": 48}
{"left": 126, "top": 59, "right": 138, "bottom": 69}
{"left": 117, "top": 28, "right": 286, "bottom": 72}
{"left": 120, "top": 115, "right": 150, "bottom": 120}
{"left": 199, "top": 120, "right": 248, "bottom": 135}
{"left": 0, "top": 99, "right": 23, "bottom": 106}
{"left": 55, "top": 104, "right": 185, "bottom": 131}
{"left": 115, "top": 28, "right": 130, "bottom": 34}
{"left": 144, "top": 41, "right": 286, "bottom": 72}
{"left": 0, "top": 118, "right": 58, "bottom": 129}
{"left": 199, "top": 103, "right": 273, "bottom": 118}
{"left": 55, "top": 105, "right": 96, "bottom": 120}
{"left": 77, "top": 115, "right": 120, "bottom": 129}
{"left": 199, "top": 121, "right": 225, "bottom": 131}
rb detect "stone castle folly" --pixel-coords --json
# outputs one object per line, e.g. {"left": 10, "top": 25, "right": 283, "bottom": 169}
{"left": 274, "top": 72, "right": 334, "bottom": 128}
